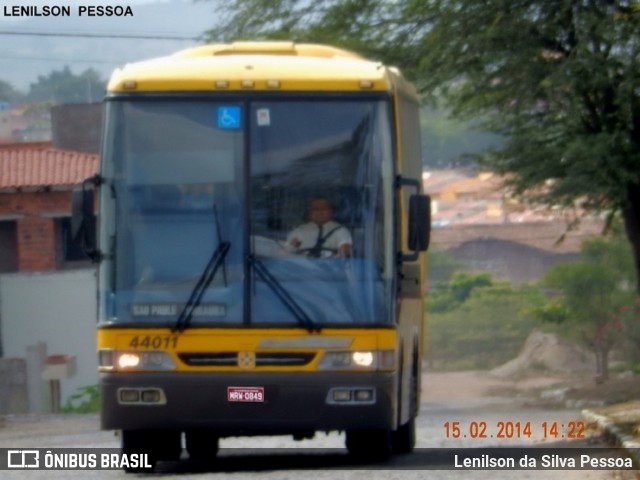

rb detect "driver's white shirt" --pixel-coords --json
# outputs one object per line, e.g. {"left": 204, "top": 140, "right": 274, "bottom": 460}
{"left": 286, "top": 221, "right": 352, "bottom": 257}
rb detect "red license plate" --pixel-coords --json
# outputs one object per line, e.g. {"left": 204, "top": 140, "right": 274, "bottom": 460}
{"left": 227, "top": 386, "right": 265, "bottom": 403}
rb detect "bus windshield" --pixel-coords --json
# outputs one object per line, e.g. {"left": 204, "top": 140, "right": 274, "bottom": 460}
{"left": 99, "top": 97, "right": 396, "bottom": 327}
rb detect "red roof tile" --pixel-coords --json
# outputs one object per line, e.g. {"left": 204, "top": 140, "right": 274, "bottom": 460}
{"left": 0, "top": 148, "right": 99, "bottom": 189}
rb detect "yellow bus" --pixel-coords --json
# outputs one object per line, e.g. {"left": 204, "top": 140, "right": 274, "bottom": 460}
{"left": 74, "top": 41, "right": 430, "bottom": 470}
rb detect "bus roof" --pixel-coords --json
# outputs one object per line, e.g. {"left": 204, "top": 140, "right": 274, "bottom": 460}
{"left": 106, "top": 41, "right": 418, "bottom": 98}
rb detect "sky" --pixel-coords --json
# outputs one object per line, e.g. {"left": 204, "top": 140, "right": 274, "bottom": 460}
{"left": 0, "top": 0, "right": 218, "bottom": 91}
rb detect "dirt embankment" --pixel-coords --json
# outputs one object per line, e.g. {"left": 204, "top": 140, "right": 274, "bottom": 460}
{"left": 423, "top": 330, "right": 640, "bottom": 408}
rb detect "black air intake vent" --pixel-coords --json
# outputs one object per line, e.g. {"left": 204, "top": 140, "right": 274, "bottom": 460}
{"left": 178, "top": 352, "right": 315, "bottom": 367}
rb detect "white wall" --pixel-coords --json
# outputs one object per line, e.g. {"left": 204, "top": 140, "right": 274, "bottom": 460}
{"left": 0, "top": 269, "right": 98, "bottom": 409}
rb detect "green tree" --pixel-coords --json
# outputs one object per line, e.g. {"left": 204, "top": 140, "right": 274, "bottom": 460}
{"left": 537, "top": 237, "right": 634, "bottom": 380}
{"left": 428, "top": 271, "right": 493, "bottom": 313}
{"left": 427, "top": 250, "right": 463, "bottom": 285}
{"left": 450, "top": 272, "right": 493, "bottom": 303}
{"left": 204, "top": 0, "right": 640, "bottom": 291}
{"left": 427, "top": 280, "right": 540, "bottom": 370}
{"left": 420, "top": 107, "right": 501, "bottom": 168}
{"left": 27, "top": 66, "right": 105, "bottom": 104}
{"left": 617, "top": 298, "right": 640, "bottom": 367}
{"left": 0, "top": 80, "right": 24, "bottom": 104}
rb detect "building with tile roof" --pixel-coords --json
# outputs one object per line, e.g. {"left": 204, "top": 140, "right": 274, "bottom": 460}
{"left": 0, "top": 143, "right": 99, "bottom": 272}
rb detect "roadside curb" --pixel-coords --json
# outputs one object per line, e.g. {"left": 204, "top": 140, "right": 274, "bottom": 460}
{"left": 582, "top": 409, "right": 640, "bottom": 464}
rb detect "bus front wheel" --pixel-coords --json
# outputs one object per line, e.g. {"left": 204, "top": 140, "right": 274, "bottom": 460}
{"left": 392, "top": 367, "right": 418, "bottom": 454}
{"left": 186, "top": 430, "right": 220, "bottom": 464}
{"left": 121, "top": 429, "right": 181, "bottom": 473}
{"left": 345, "top": 428, "right": 391, "bottom": 461}
{"left": 391, "top": 416, "right": 416, "bottom": 454}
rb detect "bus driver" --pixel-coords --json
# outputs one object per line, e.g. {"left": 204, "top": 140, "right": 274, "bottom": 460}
{"left": 286, "top": 198, "right": 353, "bottom": 258}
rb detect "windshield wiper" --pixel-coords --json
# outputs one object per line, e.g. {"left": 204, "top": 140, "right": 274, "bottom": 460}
{"left": 173, "top": 241, "right": 230, "bottom": 333}
{"left": 249, "top": 255, "right": 320, "bottom": 333}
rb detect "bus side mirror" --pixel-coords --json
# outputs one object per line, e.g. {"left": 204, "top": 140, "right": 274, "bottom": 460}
{"left": 408, "top": 194, "right": 431, "bottom": 252}
{"left": 396, "top": 175, "right": 431, "bottom": 262}
{"left": 71, "top": 179, "right": 99, "bottom": 262}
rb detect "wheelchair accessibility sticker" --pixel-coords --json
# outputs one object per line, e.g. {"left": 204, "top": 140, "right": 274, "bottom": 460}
{"left": 217, "top": 106, "right": 241, "bottom": 129}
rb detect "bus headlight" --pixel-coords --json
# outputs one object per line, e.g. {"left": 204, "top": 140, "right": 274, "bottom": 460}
{"left": 99, "top": 349, "right": 176, "bottom": 371}
{"left": 318, "top": 350, "right": 395, "bottom": 370}
{"left": 352, "top": 351, "right": 374, "bottom": 367}
{"left": 118, "top": 353, "right": 140, "bottom": 368}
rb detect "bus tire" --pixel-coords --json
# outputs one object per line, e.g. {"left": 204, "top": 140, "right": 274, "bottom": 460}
{"left": 392, "top": 366, "right": 418, "bottom": 454}
{"left": 186, "top": 430, "right": 219, "bottom": 464}
{"left": 391, "top": 416, "right": 416, "bottom": 454}
{"left": 122, "top": 429, "right": 181, "bottom": 473}
{"left": 121, "top": 430, "right": 158, "bottom": 473}
{"left": 345, "top": 428, "right": 391, "bottom": 461}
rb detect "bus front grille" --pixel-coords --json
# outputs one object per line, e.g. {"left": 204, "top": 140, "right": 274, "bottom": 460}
{"left": 178, "top": 352, "right": 316, "bottom": 367}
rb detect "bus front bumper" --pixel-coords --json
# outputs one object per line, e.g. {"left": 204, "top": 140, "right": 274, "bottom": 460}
{"left": 100, "top": 371, "right": 395, "bottom": 434}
